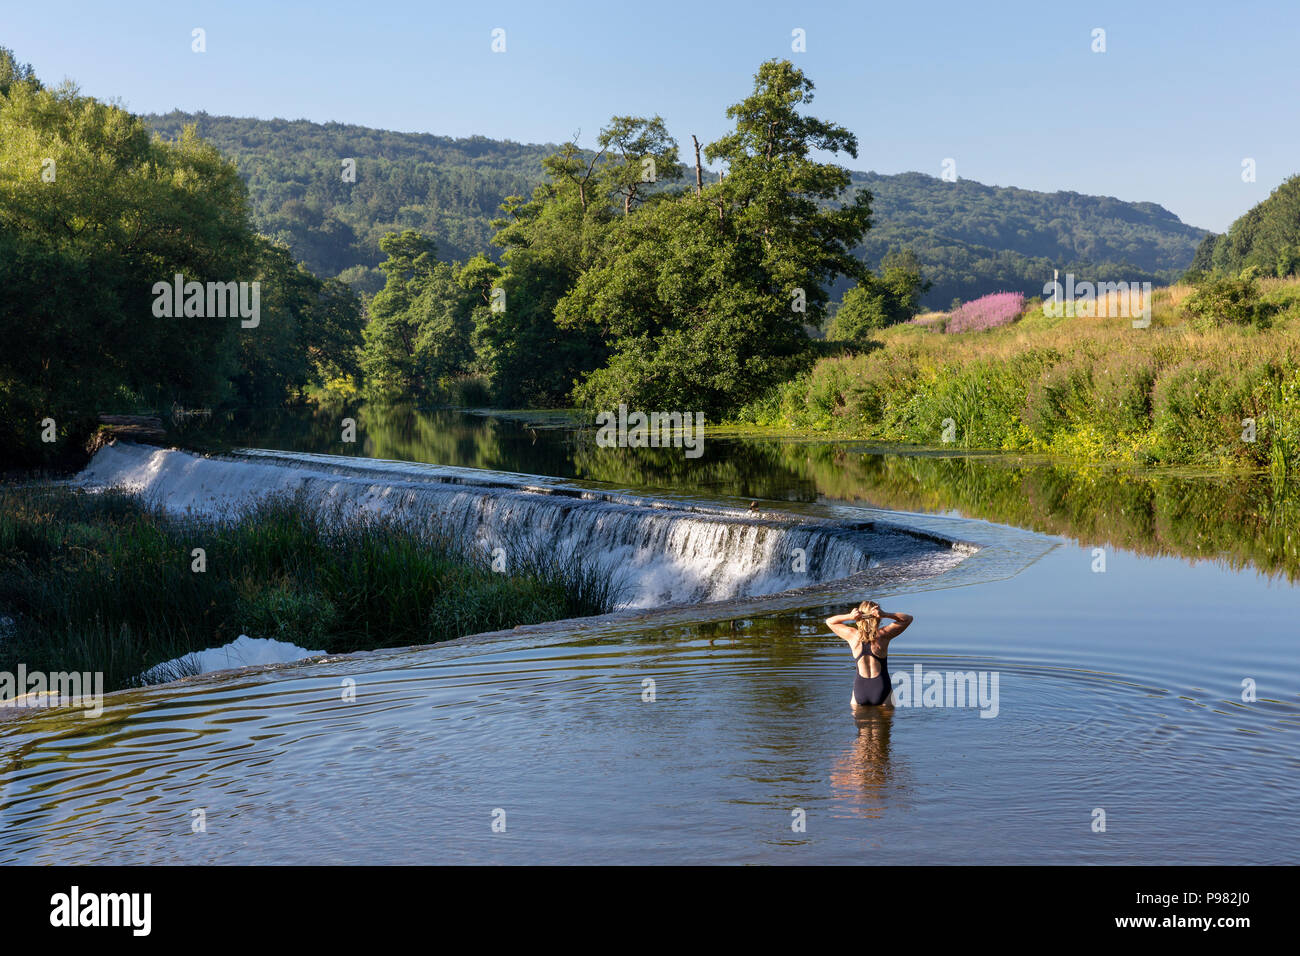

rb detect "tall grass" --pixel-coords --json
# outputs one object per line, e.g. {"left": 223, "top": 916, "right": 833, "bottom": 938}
{"left": 907, "top": 311, "right": 948, "bottom": 331}
{"left": 737, "top": 278, "right": 1300, "bottom": 471}
{"left": 0, "top": 485, "right": 624, "bottom": 692}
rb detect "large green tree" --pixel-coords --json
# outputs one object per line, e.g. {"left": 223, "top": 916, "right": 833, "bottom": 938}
{"left": 556, "top": 59, "right": 873, "bottom": 416}
{"left": 471, "top": 117, "right": 679, "bottom": 406}
{"left": 360, "top": 230, "right": 476, "bottom": 397}
{"left": 0, "top": 51, "right": 255, "bottom": 465}
{"left": 0, "top": 47, "right": 365, "bottom": 466}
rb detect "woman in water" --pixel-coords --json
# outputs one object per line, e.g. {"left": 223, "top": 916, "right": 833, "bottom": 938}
{"left": 825, "top": 601, "right": 913, "bottom": 708}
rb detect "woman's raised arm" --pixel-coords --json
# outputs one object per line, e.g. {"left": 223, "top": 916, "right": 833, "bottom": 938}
{"left": 878, "top": 611, "right": 913, "bottom": 640}
{"left": 824, "top": 609, "right": 861, "bottom": 642}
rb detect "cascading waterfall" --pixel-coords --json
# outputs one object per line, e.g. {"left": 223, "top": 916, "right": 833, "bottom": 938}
{"left": 74, "top": 443, "right": 974, "bottom": 608}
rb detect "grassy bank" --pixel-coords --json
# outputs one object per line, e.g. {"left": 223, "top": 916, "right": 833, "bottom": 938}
{"left": 0, "top": 485, "right": 621, "bottom": 693}
{"left": 737, "top": 278, "right": 1300, "bottom": 475}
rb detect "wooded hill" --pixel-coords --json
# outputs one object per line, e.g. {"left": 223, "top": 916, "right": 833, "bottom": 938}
{"left": 145, "top": 111, "right": 1209, "bottom": 307}
{"left": 1191, "top": 174, "right": 1300, "bottom": 278}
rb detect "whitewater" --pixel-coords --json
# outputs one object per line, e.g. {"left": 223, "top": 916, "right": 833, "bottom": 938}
{"left": 74, "top": 442, "right": 978, "bottom": 611}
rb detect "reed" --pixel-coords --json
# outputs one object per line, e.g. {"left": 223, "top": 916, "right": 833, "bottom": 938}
{"left": 0, "top": 485, "right": 623, "bottom": 693}
{"left": 737, "top": 279, "right": 1300, "bottom": 471}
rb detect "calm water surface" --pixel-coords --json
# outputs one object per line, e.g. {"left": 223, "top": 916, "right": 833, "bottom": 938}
{"left": 0, "top": 408, "right": 1296, "bottom": 863}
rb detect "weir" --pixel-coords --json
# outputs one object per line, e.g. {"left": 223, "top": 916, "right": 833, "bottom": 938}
{"left": 74, "top": 442, "right": 976, "bottom": 609}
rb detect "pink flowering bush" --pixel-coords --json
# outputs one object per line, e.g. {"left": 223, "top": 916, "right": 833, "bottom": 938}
{"left": 944, "top": 291, "right": 1026, "bottom": 333}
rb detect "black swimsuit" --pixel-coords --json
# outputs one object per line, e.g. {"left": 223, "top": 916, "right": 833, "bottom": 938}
{"left": 852, "top": 641, "right": 891, "bottom": 706}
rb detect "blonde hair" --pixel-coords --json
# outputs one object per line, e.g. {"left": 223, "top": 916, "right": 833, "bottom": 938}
{"left": 855, "top": 600, "right": 882, "bottom": 652}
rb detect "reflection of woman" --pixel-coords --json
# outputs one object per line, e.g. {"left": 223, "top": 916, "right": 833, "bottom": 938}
{"left": 830, "top": 706, "right": 897, "bottom": 816}
{"left": 824, "top": 600, "right": 913, "bottom": 709}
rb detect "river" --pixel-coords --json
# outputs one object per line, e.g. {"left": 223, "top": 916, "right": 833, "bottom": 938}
{"left": 0, "top": 406, "right": 1296, "bottom": 864}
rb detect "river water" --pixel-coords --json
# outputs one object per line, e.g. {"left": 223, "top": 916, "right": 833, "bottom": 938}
{"left": 0, "top": 407, "right": 1296, "bottom": 864}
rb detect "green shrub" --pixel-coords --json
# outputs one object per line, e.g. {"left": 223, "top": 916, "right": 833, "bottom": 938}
{"left": 443, "top": 373, "right": 492, "bottom": 407}
{"left": 1022, "top": 358, "right": 1095, "bottom": 441}
{"left": 1023, "top": 351, "right": 1158, "bottom": 443}
{"left": 1151, "top": 357, "right": 1270, "bottom": 465}
{"left": 1091, "top": 351, "right": 1158, "bottom": 434}
{"left": 1183, "top": 271, "right": 1271, "bottom": 329}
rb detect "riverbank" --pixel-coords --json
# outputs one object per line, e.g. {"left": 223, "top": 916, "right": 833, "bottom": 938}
{"left": 735, "top": 279, "right": 1300, "bottom": 475}
{"left": 0, "top": 484, "right": 619, "bottom": 693}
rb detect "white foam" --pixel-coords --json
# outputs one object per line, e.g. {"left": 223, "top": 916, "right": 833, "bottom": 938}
{"left": 78, "top": 443, "right": 957, "bottom": 609}
{"left": 141, "top": 635, "right": 325, "bottom": 683}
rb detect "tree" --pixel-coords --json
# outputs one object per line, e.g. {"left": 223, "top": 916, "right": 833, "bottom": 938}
{"left": 538, "top": 140, "right": 607, "bottom": 215}
{"left": 596, "top": 115, "right": 683, "bottom": 215}
{"left": 360, "top": 230, "right": 475, "bottom": 397}
{"left": 307, "top": 276, "right": 366, "bottom": 386}
{"left": 0, "top": 46, "right": 40, "bottom": 96}
{"left": 0, "top": 64, "right": 255, "bottom": 465}
{"left": 556, "top": 59, "right": 874, "bottom": 416}
{"left": 231, "top": 238, "right": 365, "bottom": 406}
{"left": 471, "top": 133, "right": 631, "bottom": 406}
{"left": 1197, "top": 175, "right": 1300, "bottom": 278}
{"left": 830, "top": 247, "right": 930, "bottom": 342}
{"left": 703, "top": 58, "right": 873, "bottom": 324}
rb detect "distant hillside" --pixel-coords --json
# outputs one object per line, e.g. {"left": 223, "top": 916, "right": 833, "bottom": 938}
{"left": 1190, "top": 174, "right": 1300, "bottom": 278}
{"left": 145, "top": 111, "right": 1209, "bottom": 306}
{"left": 849, "top": 172, "right": 1207, "bottom": 306}
{"left": 146, "top": 111, "right": 556, "bottom": 293}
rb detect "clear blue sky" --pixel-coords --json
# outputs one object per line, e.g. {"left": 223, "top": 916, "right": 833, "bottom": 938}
{"left": 6, "top": 0, "right": 1298, "bottom": 231}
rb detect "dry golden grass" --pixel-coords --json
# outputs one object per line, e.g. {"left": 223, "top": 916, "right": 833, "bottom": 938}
{"left": 1039, "top": 283, "right": 1150, "bottom": 320}
{"left": 1156, "top": 283, "right": 1195, "bottom": 310}
{"left": 1258, "top": 276, "right": 1296, "bottom": 293}
{"left": 879, "top": 278, "right": 1300, "bottom": 368}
